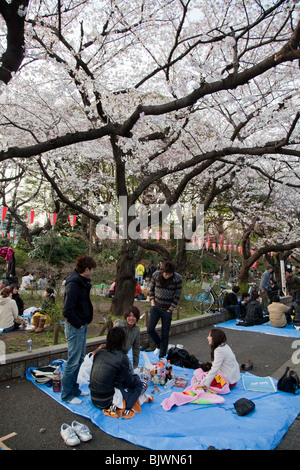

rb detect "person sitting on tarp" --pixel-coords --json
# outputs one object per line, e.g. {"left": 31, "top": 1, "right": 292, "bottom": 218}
{"left": 31, "top": 288, "right": 55, "bottom": 333}
{"left": 0, "top": 287, "right": 26, "bottom": 332}
{"left": 89, "top": 327, "right": 148, "bottom": 419}
{"left": 114, "top": 306, "right": 141, "bottom": 369}
{"left": 238, "top": 292, "right": 250, "bottom": 321}
{"left": 238, "top": 293, "right": 269, "bottom": 327}
{"left": 285, "top": 269, "right": 300, "bottom": 301}
{"left": 200, "top": 328, "right": 240, "bottom": 390}
{"left": 270, "top": 279, "right": 284, "bottom": 298}
{"left": 292, "top": 298, "right": 300, "bottom": 330}
{"left": 223, "top": 286, "right": 241, "bottom": 319}
{"left": 267, "top": 295, "right": 292, "bottom": 328}
{"left": 9, "top": 284, "right": 24, "bottom": 316}
{"left": 134, "top": 279, "right": 146, "bottom": 300}
{"left": 20, "top": 271, "right": 34, "bottom": 290}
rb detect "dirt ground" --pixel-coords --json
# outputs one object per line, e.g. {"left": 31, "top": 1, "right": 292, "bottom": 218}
{"left": 0, "top": 296, "right": 153, "bottom": 354}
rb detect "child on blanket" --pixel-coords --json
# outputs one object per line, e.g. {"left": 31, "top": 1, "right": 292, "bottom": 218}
{"left": 200, "top": 328, "right": 240, "bottom": 389}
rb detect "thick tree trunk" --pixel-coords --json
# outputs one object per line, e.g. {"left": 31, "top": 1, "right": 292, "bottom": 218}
{"left": 110, "top": 239, "right": 137, "bottom": 316}
{"left": 176, "top": 239, "right": 187, "bottom": 274}
{"left": 238, "top": 261, "right": 252, "bottom": 284}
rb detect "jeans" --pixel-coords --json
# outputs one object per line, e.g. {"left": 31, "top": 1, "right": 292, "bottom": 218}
{"left": 147, "top": 306, "right": 172, "bottom": 357}
{"left": 226, "top": 304, "right": 241, "bottom": 319}
{"left": 117, "top": 374, "right": 143, "bottom": 409}
{"left": 61, "top": 322, "right": 87, "bottom": 402}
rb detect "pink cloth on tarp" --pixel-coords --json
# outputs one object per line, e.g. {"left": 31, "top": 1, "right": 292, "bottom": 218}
{"left": 162, "top": 368, "right": 230, "bottom": 411}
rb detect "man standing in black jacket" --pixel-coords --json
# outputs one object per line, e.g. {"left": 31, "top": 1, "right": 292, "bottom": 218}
{"left": 61, "top": 254, "right": 97, "bottom": 404}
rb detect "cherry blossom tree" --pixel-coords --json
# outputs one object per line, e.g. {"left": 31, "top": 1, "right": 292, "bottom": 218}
{"left": 224, "top": 169, "right": 300, "bottom": 283}
{"left": 0, "top": 0, "right": 299, "bottom": 313}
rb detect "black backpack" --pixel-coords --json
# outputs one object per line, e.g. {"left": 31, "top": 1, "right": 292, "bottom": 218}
{"left": 167, "top": 347, "right": 200, "bottom": 369}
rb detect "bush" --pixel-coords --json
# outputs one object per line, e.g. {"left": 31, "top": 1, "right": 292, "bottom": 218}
{"left": 29, "top": 232, "right": 89, "bottom": 266}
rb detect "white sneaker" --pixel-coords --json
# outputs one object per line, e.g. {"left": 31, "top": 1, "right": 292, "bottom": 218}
{"left": 68, "top": 397, "right": 82, "bottom": 405}
{"left": 60, "top": 423, "right": 80, "bottom": 446}
{"left": 71, "top": 420, "right": 92, "bottom": 442}
{"left": 153, "top": 348, "right": 160, "bottom": 355}
{"left": 79, "top": 390, "right": 89, "bottom": 397}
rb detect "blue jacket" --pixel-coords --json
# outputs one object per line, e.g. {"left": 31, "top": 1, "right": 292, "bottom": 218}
{"left": 63, "top": 269, "right": 93, "bottom": 328}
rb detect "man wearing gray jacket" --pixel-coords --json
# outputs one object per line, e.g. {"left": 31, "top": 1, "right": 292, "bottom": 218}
{"left": 259, "top": 265, "right": 273, "bottom": 310}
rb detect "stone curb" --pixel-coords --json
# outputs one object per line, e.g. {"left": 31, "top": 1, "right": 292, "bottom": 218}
{"left": 0, "top": 310, "right": 233, "bottom": 381}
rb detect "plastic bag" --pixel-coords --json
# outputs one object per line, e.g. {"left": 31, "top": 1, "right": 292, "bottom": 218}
{"left": 77, "top": 352, "right": 94, "bottom": 386}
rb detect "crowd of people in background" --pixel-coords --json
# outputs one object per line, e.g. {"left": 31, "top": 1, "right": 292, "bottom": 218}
{"left": 0, "top": 269, "right": 58, "bottom": 333}
{"left": 1, "top": 254, "right": 300, "bottom": 337}
{"left": 221, "top": 264, "right": 300, "bottom": 330}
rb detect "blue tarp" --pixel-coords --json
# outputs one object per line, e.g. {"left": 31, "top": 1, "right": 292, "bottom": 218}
{"left": 26, "top": 351, "right": 300, "bottom": 450}
{"left": 215, "top": 319, "right": 300, "bottom": 338}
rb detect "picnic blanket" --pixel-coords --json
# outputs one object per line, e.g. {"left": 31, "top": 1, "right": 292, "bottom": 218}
{"left": 26, "top": 351, "right": 300, "bottom": 450}
{"left": 215, "top": 319, "right": 300, "bottom": 338}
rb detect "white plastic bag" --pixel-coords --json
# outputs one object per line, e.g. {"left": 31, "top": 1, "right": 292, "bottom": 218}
{"left": 77, "top": 352, "right": 94, "bottom": 386}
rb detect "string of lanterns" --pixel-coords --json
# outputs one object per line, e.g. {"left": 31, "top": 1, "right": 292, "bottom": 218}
{"left": 1, "top": 206, "right": 77, "bottom": 238}
{"left": 0, "top": 206, "right": 278, "bottom": 258}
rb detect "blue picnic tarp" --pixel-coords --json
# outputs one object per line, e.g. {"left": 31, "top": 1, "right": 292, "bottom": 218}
{"left": 26, "top": 351, "right": 300, "bottom": 451}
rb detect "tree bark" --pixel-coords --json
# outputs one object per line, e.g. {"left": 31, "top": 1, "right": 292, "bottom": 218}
{"left": 0, "top": 0, "right": 29, "bottom": 84}
{"left": 110, "top": 239, "right": 137, "bottom": 317}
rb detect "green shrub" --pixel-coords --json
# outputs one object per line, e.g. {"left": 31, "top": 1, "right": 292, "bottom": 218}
{"left": 29, "top": 232, "right": 89, "bottom": 266}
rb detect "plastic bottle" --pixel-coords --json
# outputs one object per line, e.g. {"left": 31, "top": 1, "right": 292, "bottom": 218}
{"left": 165, "top": 360, "right": 172, "bottom": 382}
{"left": 52, "top": 370, "right": 62, "bottom": 392}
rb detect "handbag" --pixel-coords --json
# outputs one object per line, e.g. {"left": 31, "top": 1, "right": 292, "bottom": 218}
{"left": 233, "top": 397, "right": 255, "bottom": 416}
{"left": 277, "top": 366, "right": 300, "bottom": 394}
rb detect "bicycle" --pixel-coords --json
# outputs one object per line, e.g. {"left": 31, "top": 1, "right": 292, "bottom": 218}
{"left": 192, "top": 281, "right": 231, "bottom": 313}
{"left": 248, "top": 282, "right": 259, "bottom": 296}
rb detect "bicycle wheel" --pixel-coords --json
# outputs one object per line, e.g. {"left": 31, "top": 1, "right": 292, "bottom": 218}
{"left": 193, "top": 290, "right": 214, "bottom": 313}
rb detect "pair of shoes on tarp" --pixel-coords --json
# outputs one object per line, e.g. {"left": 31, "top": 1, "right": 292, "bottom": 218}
{"left": 60, "top": 421, "right": 92, "bottom": 446}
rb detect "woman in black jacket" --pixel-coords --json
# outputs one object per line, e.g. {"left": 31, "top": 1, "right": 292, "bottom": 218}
{"left": 89, "top": 327, "right": 146, "bottom": 418}
{"left": 9, "top": 284, "right": 24, "bottom": 316}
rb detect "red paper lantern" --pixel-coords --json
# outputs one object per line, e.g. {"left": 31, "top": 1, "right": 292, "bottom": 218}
{"left": 49, "top": 213, "right": 57, "bottom": 226}
{"left": 0, "top": 206, "right": 7, "bottom": 222}
{"left": 68, "top": 215, "right": 77, "bottom": 228}
{"left": 26, "top": 210, "right": 35, "bottom": 226}
{"left": 162, "top": 231, "right": 169, "bottom": 243}
{"left": 155, "top": 231, "right": 161, "bottom": 241}
{"left": 142, "top": 229, "right": 149, "bottom": 241}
